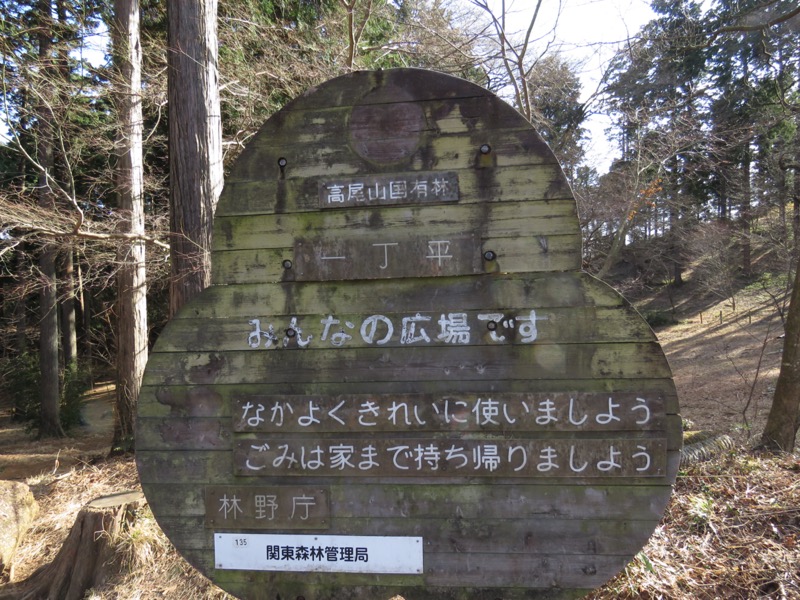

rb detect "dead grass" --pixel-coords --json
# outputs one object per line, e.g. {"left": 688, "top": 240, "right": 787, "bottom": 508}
{"left": 9, "top": 458, "right": 140, "bottom": 583}
{"left": 589, "top": 450, "right": 800, "bottom": 600}
{"left": 5, "top": 458, "right": 234, "bottom": 599}
{"left": 644, "top": 275, "right": 788, "bottom": 442}
{"left": 3, "top": 449, "right": 798, "bottom": 599}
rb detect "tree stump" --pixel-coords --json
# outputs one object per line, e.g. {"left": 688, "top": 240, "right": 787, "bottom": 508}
{"left": 0, "top": 491, "right": 145, "bottom": 600}
{"left": 0, "top": 481, "right": 39, "bottom": 582}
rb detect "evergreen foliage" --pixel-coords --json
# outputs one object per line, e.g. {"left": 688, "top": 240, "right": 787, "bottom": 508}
{"left": 0, "top": 0, "right": 798, "bottom": 448}
{"left": 2, "top": 352, "right": 90, "bottom": 431}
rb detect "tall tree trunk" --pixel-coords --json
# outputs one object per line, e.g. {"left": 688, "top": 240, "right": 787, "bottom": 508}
{"left": 112, "top": 0, "right": 148, "bottom": 454}
{"left": 166, "top": 0, "right": 223, "bottom": 316}
{"left": 596, "top": 217, "right": 630, "bottom": 281}
{"left": 2, "top": 281, "right": 11, "bottom": 359}
{"left": 55, "top": 0, "right": 77, "bottom": 370}
{"left": 778, "top": 161, "right": 787, "bottom": 243}
{"left": 669, "top": 155, "right": 684, "bottom": 286}
{"left": 760, "top": 260, "right": 800, "bottom": 452}
{"left": 14, "top": 286, "right": 28, "bottom": 356}
{"left": 39, "top": 249, "right": 63, "bottom": 437}
{"left": 795, "top": 173, "right": 800, "bottom": 254}
{"left": 36, "top": 0, "right": 65, "bottom": 438}
{"left": 741, "top": 148, "right": 752, "bottom": 277}
{"left": 794, "top": 130, "right": 800, "bottom": 252}
{"left": 60, "top": 250, "right": 78, "bottom": 367}
{"left": 80, "top": 262, "right": 94, "bottom": 379}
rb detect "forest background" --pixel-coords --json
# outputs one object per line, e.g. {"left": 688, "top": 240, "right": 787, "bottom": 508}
{"left": 0, "top": 0, "right": 799, "bottom": 596}
{"left": 3, "top": 0, "right": 797, "bottom": 450}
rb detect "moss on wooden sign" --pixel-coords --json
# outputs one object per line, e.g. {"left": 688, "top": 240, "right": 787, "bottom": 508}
{"left": 137, "top": 68, "right": 681, "bottom": 600}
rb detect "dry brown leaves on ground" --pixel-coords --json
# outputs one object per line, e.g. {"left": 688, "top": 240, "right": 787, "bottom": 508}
{"left": 3, "top": 449, "right": 799, "bottom": 599}
{"left": 588, "top": 449, "right": 800, "bottom": 600}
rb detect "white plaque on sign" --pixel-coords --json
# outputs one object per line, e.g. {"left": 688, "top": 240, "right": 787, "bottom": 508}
{"left": 214, "top": 533, "right": 423, "bottom": 574}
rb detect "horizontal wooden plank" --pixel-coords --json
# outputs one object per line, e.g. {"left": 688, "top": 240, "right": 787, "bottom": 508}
{"left": 204, "top": 485, "right": 330, "bottom": 530}
{"left": 422, "top": 552, "right": 631, "bottom": 588}
{"left": 161, "top": 525, "right": 631, "bottom": 591}
{"left": 229, "top": 95, "right": 531, "bottom": 157}
{"left": 141, "top": 343, "right": 673, "bottom": 387}
{"left": 227, "top": 86, "right": 558, "bottom": 179}
{"left": 216, "top": 163, "right": 572, "bottom": 216}
{"left": 153, "top": 517, "right": 658, "bottom": 572}
{"left": 316, "top": 171, "right": 461, "bottom": 208}
{"left": 139, "top": 392, "right": 675, "bottom": 438}
{"left": 211, "top": 248, "right": 288, "bottom": 285}
{"left": 208, "top": 568, "right": 591, "bottom": 600}
{"left": 151, "top": 307, "right": 655, "bottom": 354}
{"left": 145, "top": 482, "right": 674, "bottom": 521}
{"left": 210, "top": 234, "right": 580, "bottom": 284}
{"left": 175, "top": 541, "right": 615, "bottom": 596}
{"left": 137, "top": 378, "right": 679, "bottom": 419}
{"left": 231, "top": 437, "right": 668, "bottom": 479}
{"left": 138, "top": 417, "right": 231, "bottom": 450}
{"left": 484, "top": 234, "right": 581, "bottom": 273}
{"left": 196, "top": 516, "right": 660, "bottom": 557}
{"left": 138, "top": 417, "right": 677, "bottom": 452}
{"left": 227, "top": 392, "right": 671, "bottom": 434}
{"left": 173, "top": 273, "right": 632, "bottom": 321}
{"left": 213, "top": 201, "right": 579, "bottom": 251}
{"left": 136, "top": 448, "right": 681, "bottom": 487}
{"left": 206, "top": 580, "right": 589, "bottom": 600}
{"left": 226, "top": 127, "right": 560, "bottom": 183}
{"left": 267, "top": 69, "right": 497, "bottom": 111}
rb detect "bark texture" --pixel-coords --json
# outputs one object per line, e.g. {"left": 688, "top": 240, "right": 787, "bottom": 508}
{"left": 112, "top": 0, "right": 148, "bottom": 454}
{"left": 166, "top": 0, "right": 223, "bottom": 316}
{"left": 760, "top": 262, "right": 800, "bottom": 452}
{"left": 0, "top": 492, "right": 145, "bottom": 600}
{"left": 36, "top": 0, "right": 64, "bottom": 438}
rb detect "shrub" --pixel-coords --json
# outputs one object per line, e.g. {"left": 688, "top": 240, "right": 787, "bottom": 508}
{"left": 1, "top": 353, "right": 92, "bottom": 431}
{"left": 61, "top": 361, "right": 92, "bottom": 431}
{"left": 644, "top": 311, "right": 676, "bottom": 328}
{"left": 3, "top": 353, "right": 41, "bottom": 423}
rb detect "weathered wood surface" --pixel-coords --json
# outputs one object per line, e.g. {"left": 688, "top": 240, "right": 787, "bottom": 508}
{"left": 136, "top": 415, "right": 682, "bottom": 450}
{"left": 138, "top": 378, "right": 680, "bottom": 418}
{"left": 142, "top": 482, "right": 674, "bottom": 521}
{"left": 174, "top": 273, "right": 630, "bottom": 318}
{"left": 216, "top": 201, "right": 576, "bottom": 248}
{"left": 141, "top": 343, "right": 672, "bottom": 385}
{"left": 221, "top": 122, "right": 562, "bottom": 188}
{"left": 138, "top": 448, "right": 681, "bottom": 487}
{"left": 151, "top": 308, "right": 655, "bottom": 352}
{"left": 228, "top": 392, "right": 672, "bottom": 432}
{"left": 192, "top": 516, "right": 660, "bottom": 555}
{"left": 218, "top": 164, "right": 573, "bottom": 216}
{"left": 137, "top": 68, "right": 681, "bottom": 600}
{"left": 211, "top": 235, "right": 580, "bottom": 284}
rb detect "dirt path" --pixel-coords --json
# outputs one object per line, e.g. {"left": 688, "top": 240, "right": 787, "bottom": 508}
{"left": 0, "top": 383, "right": 115, "bottom": 480}
{"left": 649, "top": 288, "right": 784, "bottom": 442}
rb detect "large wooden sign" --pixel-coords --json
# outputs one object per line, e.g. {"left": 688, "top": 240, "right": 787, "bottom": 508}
{"left": 136, "top": 68, "right": 681, "bottom": 599}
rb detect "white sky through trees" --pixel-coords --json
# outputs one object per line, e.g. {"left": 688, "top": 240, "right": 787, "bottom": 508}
{"left": 479, "top": 0, "right": 656, "bottom": 173}
{"left": 0, "top": 1, "right": 654, "bottom": 173}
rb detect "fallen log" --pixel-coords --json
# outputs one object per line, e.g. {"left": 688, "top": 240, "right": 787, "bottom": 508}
{"left": 0, "top": 491, "right": 145, "bottom": 600}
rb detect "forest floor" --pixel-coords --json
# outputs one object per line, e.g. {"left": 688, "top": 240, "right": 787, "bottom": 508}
{"left": 0, "top": 276, "right": 798, "bottom": 598}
